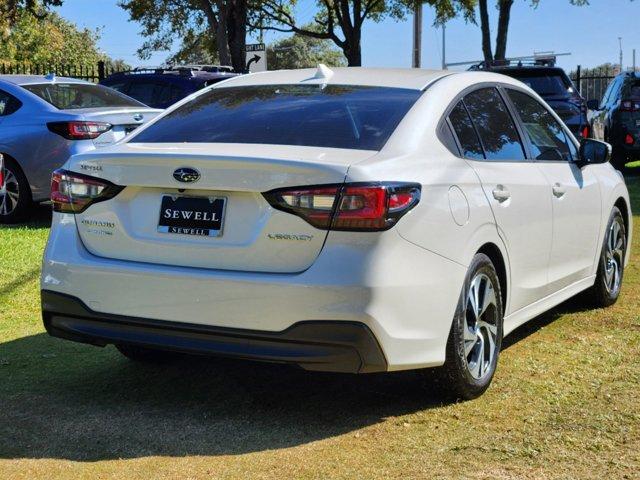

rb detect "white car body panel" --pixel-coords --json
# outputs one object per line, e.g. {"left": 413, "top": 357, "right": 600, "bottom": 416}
{"left": 41, "top": 67, "right": 632, "bottom": 370}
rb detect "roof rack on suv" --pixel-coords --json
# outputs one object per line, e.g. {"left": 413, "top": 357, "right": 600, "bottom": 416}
{"left": 109, "top": 65, "right": 236, "bottom": 78}
{"left": 468, "top": 52, "right": 571, "bottom": 71}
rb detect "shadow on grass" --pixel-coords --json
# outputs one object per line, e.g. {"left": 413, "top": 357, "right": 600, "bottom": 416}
{"left": 1, "top": 203, "right": 52, "bottom": 230}
{"left": 0, "top": 333, "right": 442, "bottom": 462}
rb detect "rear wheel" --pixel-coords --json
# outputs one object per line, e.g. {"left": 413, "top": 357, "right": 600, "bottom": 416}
{"left": 436, "top": 253, "right": 504, "bottom": 400}
{"left": 586, "top": 207, "right": 626, "bottom": 308}
{"left": 0, "top": 156, "right": 32, "bottom": 224}
{"left": 116, "top": 344, "right": 180, "bottom": 364}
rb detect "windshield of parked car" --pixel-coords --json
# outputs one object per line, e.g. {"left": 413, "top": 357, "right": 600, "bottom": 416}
{"left": 23, "top": 83, "right": 145, "bottom": 109}
{"left": 503, "top": 70, "right": 572, "bottom": 96}
{"left": 130, "top": 84, "right": 423, "bottom": 150}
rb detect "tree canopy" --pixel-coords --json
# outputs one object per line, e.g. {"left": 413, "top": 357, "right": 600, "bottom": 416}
{"left": 0, "top": 8, "right": 126, "bottom": 68}
{"left": 267, "top": 31, "right": 346, "bottom": 70}
{"left": 258, "top": 1, "right": 476, "bottom": 66}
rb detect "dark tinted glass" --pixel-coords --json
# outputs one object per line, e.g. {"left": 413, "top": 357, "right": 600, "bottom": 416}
{"left": 132, "top": 85, "right": 422, "bottom": 150}
{"left": 464, "top": 88, "right": 525, "bottom": 161}
{"left": 126, "top": 82, "right": 158, "bottom": 106}
{"left": 0, "top": 89, "right": 21, "bottom": 116}
{"left": 23, "top": 83, "right": 144, "bottom": 109}
{"left": 507, "top": 90, "right": 572, "bottom": 161}
{"left": 448, "top": 101, "right": 484, "bottom": 159}
{"left": 502, "top": 70, "right": 571, "bottom": 96}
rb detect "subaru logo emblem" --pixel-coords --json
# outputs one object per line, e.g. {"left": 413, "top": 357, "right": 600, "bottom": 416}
{"left": 133, "top": 113, "right": 144, "bottom": 122}
{"left": 173, "top": 167, "right": 200, "bottom": 183}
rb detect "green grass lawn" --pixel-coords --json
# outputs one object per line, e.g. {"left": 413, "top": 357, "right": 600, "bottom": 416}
{"left": 1, "top": 184, "right": 639, "bottom": 480}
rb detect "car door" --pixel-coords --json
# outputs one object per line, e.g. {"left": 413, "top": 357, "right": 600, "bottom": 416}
{"left": 448, "top": 86, "right": 553, "bottom": 314}
{"left": 505, "top": 88, "right": 602, "bottom": 292}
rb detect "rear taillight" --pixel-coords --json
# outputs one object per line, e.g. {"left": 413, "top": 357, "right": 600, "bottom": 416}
{"left": 51, "top": 169, "right": 122, "bottom": 213}
{"left": 620, "top": 100, "right": 640, "bottom": 112}
{"left": 263, "top": 183, "right": 421, "bottom": 231}
{"left": 47, "top": 121, "right": 112, "bottom": 140}
{"left": 581, "top": 125, "right": 590, "bottom": 139}
{"left": 625, "top": 134, "right": 635, "bottom": 145}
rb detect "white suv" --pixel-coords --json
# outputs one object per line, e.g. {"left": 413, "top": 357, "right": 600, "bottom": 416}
{"left": 41, "top": 67, "right": 630, "bottom": 399}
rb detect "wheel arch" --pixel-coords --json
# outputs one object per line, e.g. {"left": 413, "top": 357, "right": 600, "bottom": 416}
{"left": 614, "top": 196, "right": 630, "bottom": 240}
{"left": 0, "top": 151, "right": 33, "bottom": 199}
{"left": 476, "top": 242, "right": 508, "bottom": 315}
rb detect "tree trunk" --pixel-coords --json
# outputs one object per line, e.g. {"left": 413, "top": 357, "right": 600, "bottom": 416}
{"left": 495, "top": 0, "right": 514, "bottom": 62}
{"left": 226, "top": 0, "right": 247, "bottom": 72}
{"left": 343, "top": 29, "right": 362, "bottom": 67}
{"left": 478, "top": 0, "right": 493, "bottom": 66}
{"left": 208, "top": 0, "right": 231, "bottom": 66}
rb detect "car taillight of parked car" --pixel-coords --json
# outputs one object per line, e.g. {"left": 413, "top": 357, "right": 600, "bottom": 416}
{"left": 581, "top": 126, "right": 590, "bottom": 139}
{"left": 263, "top": 183, "right": 421, "bottom": 231}
{"left": 51, "top": 169, "right": 123, "bottom": 213}
{"left": 47, "top": 121, "right": 113, "bottom": 140}
{"left": 620, "top": 100, "right": 640, "bottom": 112}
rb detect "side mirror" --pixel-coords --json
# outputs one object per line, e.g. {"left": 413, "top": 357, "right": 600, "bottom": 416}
{"left": 586, "top": 99, "right": 600, "bottom": 110}
{"left": 577, "top": 138, "right": 611, "bottom": 167}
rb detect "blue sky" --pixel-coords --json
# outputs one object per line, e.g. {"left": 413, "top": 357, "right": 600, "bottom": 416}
{"left": 55, "top": 0, "right": 639, "bottom": 72}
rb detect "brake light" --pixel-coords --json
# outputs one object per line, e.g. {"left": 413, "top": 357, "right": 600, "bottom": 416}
{"left": 47, "top": 121, "right": 112, "bottom": 140}
{"left": 51, "top": 169, "right": 122, "bottom": 213}
{"left": 620, "top": 100, "right": 640, "bottom": 112}
{"left": 263, "top": 183, "right": 421, "bottom": 231}
{"left": 581, "top": 125, "right": 590, "bottom": 139}
{"left": 625, "top": 134, "right": 635, "bottom": 145}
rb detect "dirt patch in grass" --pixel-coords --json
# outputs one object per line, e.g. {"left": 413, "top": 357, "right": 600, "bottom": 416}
{"left": 1, "top": 190, "right": 639, "bottom": 479}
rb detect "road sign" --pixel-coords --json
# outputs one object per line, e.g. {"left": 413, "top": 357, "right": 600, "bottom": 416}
{"left": 246, "top": 43, "right": 267, "bottom": 72}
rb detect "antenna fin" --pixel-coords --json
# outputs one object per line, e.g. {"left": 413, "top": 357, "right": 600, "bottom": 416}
{"left": 314, "top": 64, "right": 334, "bottom": 81}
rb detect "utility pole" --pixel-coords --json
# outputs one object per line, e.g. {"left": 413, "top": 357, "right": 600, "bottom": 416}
{"left": 412, "top": 1, "right": 422, "bottom": 68}
{"left": 618, "top": 37, "right": 623, "bottom": 72}
{"left": 633, "top": 49, "right": 636, "bottom": 72}
{"left": 442, "top": 24, "right": 446, "bottom": 70}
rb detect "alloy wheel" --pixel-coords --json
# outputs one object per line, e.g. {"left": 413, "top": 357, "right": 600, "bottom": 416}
{"left": 464, "top": 273, "right": 499, "bottom": 380}
{"left": 604, "top": 219, "right": 624, "bottom": 296}
{"left": 0, "top": 165, "right": 20, "bottom": 217}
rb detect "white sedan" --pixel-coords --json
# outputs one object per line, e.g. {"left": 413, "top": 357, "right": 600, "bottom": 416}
{"left": 41, "top": 66, "right": 631, "bottom": 399}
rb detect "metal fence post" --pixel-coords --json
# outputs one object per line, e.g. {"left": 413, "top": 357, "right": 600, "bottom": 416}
{"left": 575, "top": 65, "right": 581, "bottom": 95}
{"left": 97, "top": 61, "right": 105, "bottom": 81}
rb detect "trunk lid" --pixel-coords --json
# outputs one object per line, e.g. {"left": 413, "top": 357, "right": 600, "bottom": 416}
{"left": 69, "top": 143, "right": 375, "bottom": 273}
{"left": 65, "top": 108, "right": 163, "bottom": 148}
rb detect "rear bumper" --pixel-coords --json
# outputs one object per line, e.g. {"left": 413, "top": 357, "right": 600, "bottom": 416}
{"left": 42, "top": 290, "right": 387, "bottom": 373}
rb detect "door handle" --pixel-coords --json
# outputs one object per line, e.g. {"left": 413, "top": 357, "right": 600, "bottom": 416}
{"left": 552, "top": 183, "right": 566, "bottom": 198}
{"left": 492, "top": 185, "right": 511, "bottom": 202}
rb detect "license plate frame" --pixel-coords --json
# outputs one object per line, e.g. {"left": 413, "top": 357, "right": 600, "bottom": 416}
{"left": 157, "top": 195, "right": 227, "bottom": 238}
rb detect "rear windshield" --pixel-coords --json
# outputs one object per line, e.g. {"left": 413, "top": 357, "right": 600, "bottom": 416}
{"left": 23, "top": 83, "right": 145, "bottom": 109}
{"left": 502, "top": 71, "right": 572, "bottom": 96}
{"left": 628, "top": 81, "right": 640, "bottom": 99}
{"left": 131, "top": 84, "right": 422, "bottom": 150}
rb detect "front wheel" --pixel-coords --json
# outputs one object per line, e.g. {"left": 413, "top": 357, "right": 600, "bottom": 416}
{"left": 587, "top": 207, "right": 626, "bottom": 308}
{"left": 436, "top": 253, "right": 504, "bottom": 400}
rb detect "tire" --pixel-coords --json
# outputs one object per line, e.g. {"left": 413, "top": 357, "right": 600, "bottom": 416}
{"left": 0, "top": 156, "right": 32, "bottom": 224}
{"left": 436, "top": 253, "right": 504, "bottom": 400}
{"left": 586, "top": 206, "right": 626, "bottom": 308}
{"left": 116, "top": 344, "right": 180, "bottom": 364}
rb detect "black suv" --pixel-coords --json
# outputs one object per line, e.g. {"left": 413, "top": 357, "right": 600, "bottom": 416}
{"left": 472, "top": 63, "right": 589, "bottom": 139}
{"left": 588, "top": 71, "right": 640, "bottom": 168}
{"left": 101, "top": 66, "right": 239, "bottom": 109}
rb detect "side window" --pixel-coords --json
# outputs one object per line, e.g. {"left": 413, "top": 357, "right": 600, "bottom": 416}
{"left": 600, "top": 79, "right": 615, "bottom": 109}
{"left": 609, "top": 77, "right": 622, "bottom": 106}
{"left": 0, "top": 89, "right": 22, "bottom": 116}
{"left": 126, "top": 81, "right": 156, "bottom": 106}
{"left": 448, "top": 101, "right": 484, "bottom": 159}
{"left": 507, "top": 89, "right": 572, "bottom": 161}
{"left": 463, "top": 87, "right": 526, "bottom": 161}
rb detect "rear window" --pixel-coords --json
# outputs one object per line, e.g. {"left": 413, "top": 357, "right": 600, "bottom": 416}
{"left": 23, "top": 83, "right": 145, "bottom": 110}
{"left": 502, "top": 70, "right": 572, "bottom": 96}
{"left": 628, "top": 81, "right": 640, "bottom": 99}
{"left": 131, "top": 84, "right": 422, "bottom": 150}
